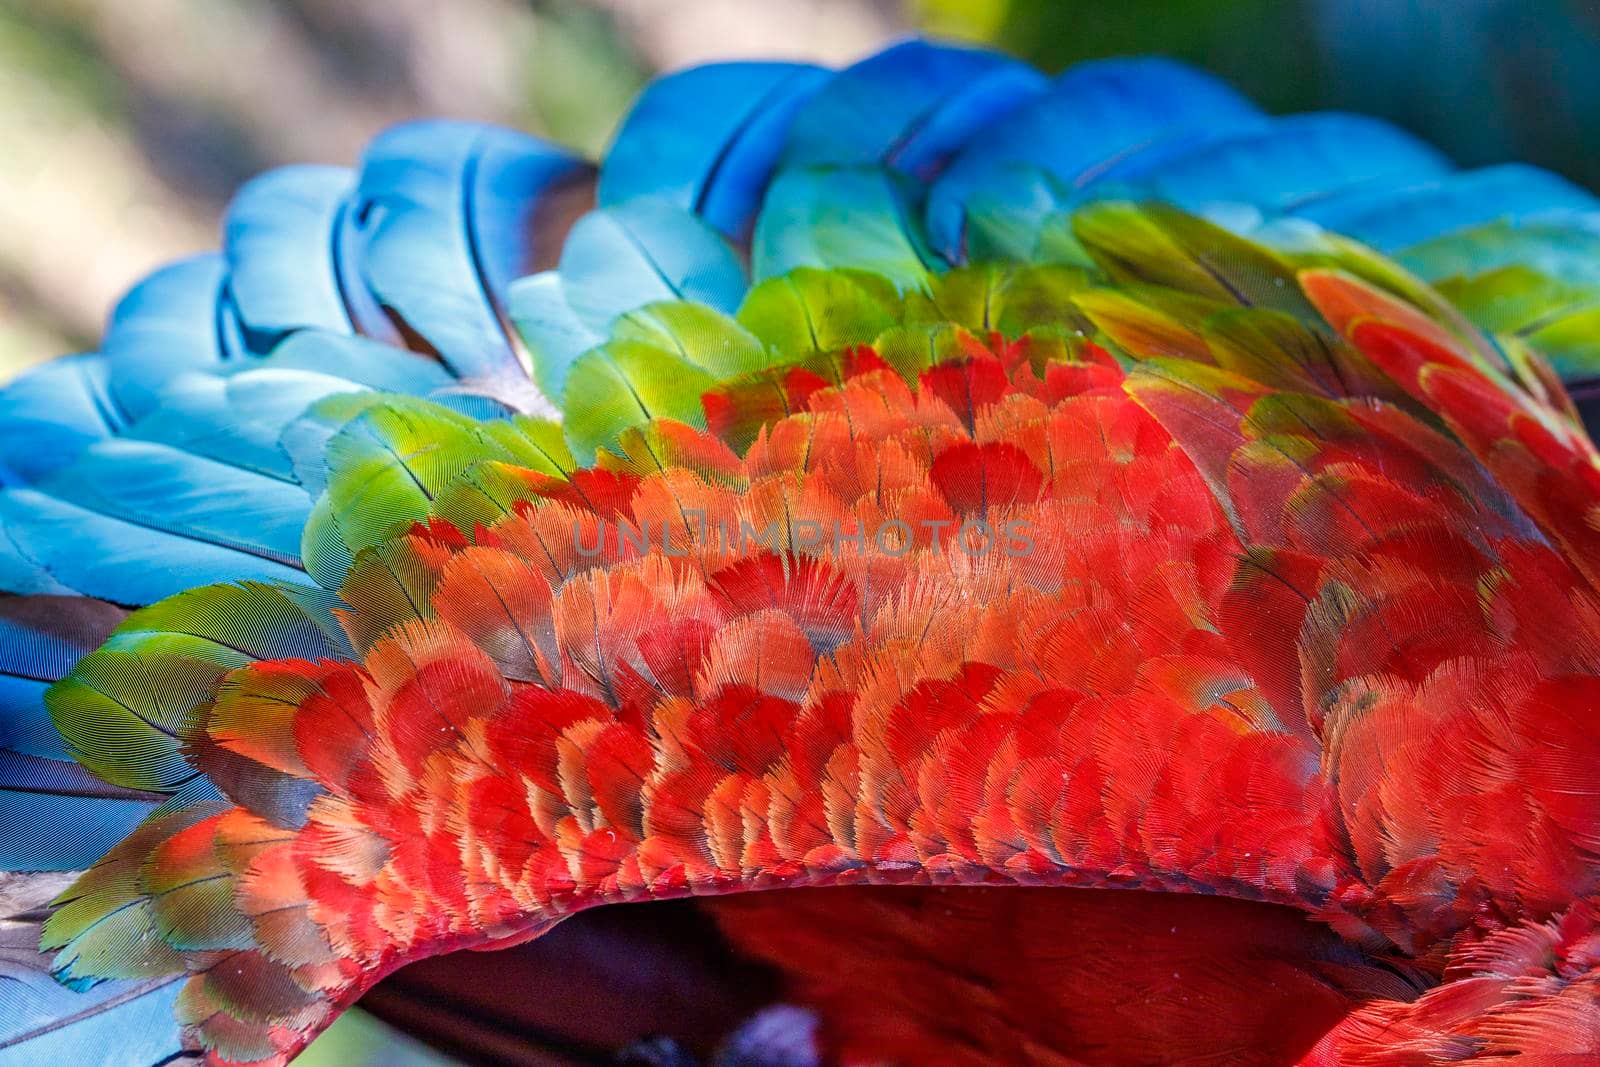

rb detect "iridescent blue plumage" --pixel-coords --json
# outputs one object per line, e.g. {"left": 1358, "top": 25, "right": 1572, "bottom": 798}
{"left": 0, "top": 595, "right": 155, "bottom": 876}
{"left": 1292, "top": 162, "right": 1599, "bottom": 251}
{"left": 351, "top": 120, "right": 587, "bottom": 384}
{"left": 224, "top": 165, "right": 358, "bottom": 342}
{"left": 924, "top": 57, "right": 1263, "bottom": 259}
{"left": 0, "top": 354, "right": 119, "bottom": 485}
{"left": 599, "top": 61, "right": 828, "bottom": 237}
{"left": 99, "top": 256, "right": 243, "bottom": 421}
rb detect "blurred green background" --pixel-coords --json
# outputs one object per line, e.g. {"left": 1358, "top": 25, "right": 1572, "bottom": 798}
{"left": 6, "top": 0, "right": 1600, "bottom": 387}
{"left": 3, "top": 0, "right": 1598, "bottom": 1059}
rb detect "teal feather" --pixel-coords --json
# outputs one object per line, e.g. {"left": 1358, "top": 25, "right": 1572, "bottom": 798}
{"left": 557, "top": 197, "right": 747, "bottom": 335}
{"left": 506, "top": 272, "right": 604, "bottom": 399}
{"left": 752, "top": 168, "right": 933, "bottom": 289}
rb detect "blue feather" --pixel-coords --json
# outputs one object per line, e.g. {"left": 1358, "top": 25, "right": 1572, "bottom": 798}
{"left": 0, "top": 356, "right": 120, "bottom": 485}
{"left": 1290, "top": 163, "right": 1600, "bottom": 252}
{"left": 0, "top": 752, "right": 158, "bottom": 872}
{"left": 0, "top": 597, "right": 125, "bottom": 755}
{"left": 0, "top": 524, "right": 67, "bottom": 597}
{"left": 0, "top": 972, "right": 183, "bottom": 1066}
{"left": 781, "top": 40, "right": 1022, "bottom": 170}
{"left": 506, "top": 272, "right": 604, "bottom": 398}
{"left": 127, "top": 369, "right": 365, "bottom": 482}
{"left": 601, "top": 62, "right": 828, "bottom": 239}
{"left": 262, "top": 330, "right": 456, "bottom": 395}
{"left": 352, "top": 120, "right": 583, "bottom": 381}
{"left": 224, "top": 164, "right": 357, "bottom": 341}
{"left": 0, "top": 676, "right": 52, "bottom": 757}
{"left": 925, "top": 57, "right": 1263, "bottom": 260}
{"left": 0, "top": 596, "right": 159, "bottom": 871}
{"left": 121, "top": 334, "right": 449, "bottom": 484}
{"left": 467, "top": 133, "right": 592, "bottom": 306}
{"left": 557, "top": 198, "right": 747, "bottom": 335}
{"left": 1093, "top": 113, "right": 1452, "bottom": 214}
{"left": 334, "top": 182, "right": 404, "bottom": 348}
{"left": 0, "top": 486, "right": 308, "bottom": 605}
{"left": 882, "top": 61, "right": 1045, "bottom": 181}
{"left": 0, "top": 788, "right": 156, "bottom": 871}
{"left": 99, "top": 256, "right": 236, "bottom": 422}
{"left": 39, "top": 440, "right": 310, "bottom": 567}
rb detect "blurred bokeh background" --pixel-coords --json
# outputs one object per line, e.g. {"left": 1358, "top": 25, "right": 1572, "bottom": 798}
{"left": 7, "top": 0, "right": 1600, "bottom": 387}
{"left": 3, "top": 0, "right": 1599, "bottom": 1060}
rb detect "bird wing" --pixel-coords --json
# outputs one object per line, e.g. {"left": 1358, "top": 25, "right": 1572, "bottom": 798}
{"left": 8, "top": 38, "right": 1600, "bottom": 1067}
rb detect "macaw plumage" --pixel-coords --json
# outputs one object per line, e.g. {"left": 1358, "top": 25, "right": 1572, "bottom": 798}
{"left": 5, "top": 38, "right": 1600, "bottom": 1066}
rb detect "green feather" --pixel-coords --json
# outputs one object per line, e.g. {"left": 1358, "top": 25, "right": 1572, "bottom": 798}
{"left": 1398, "top": 220, "right": 1600, "bottom": 291}
{"left": 562, "top": 340, "right": 717, "bottom": 460}
{"left": 300, "top": 401, "right": 491, "bottom": 588}
{"left": 45, "top": 640, "right": 228, "bottom": 792}
{"left": 430, "top": 461, "right": 557, "bottom": 539}
{"left": 872, "top": 322, "right": 971, "bottom": 382}
{"left": 1074, "top": 202, "right": 1313, "bottom": 315}
{"left": 338, "top": 537, "right": 446, "bottom": 653}
{"left": 610, "top": 302, "right": 770, "bottom": 379}
{"left": 1200, "top": 306, "right": 1396, "bottom": 400}
{"left": 42, "top": 803, "right": 225, "bottom": 980}
{"left": 45, "top": 583, "right": 345, "bottom": 791}
{"left": 1521, "top": 305, "right": 1600, "bottom": 381}
{"left": 906, "top": 263, "right": 1094, "bottom": 339}
{"left": 478, "top": 415, "right": 577, "bottom": 477}
{"left": 1074, "top": 285, "right": 1229, "bottom": 361}
{"left": 1433, "top": 266, "right": 1600, "bottom": 380}
{"left": 736, "top": 268, "right": 900, "bottom": 360}
{"left": 558, "top": 302, "right": 774, "bottom": 460}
